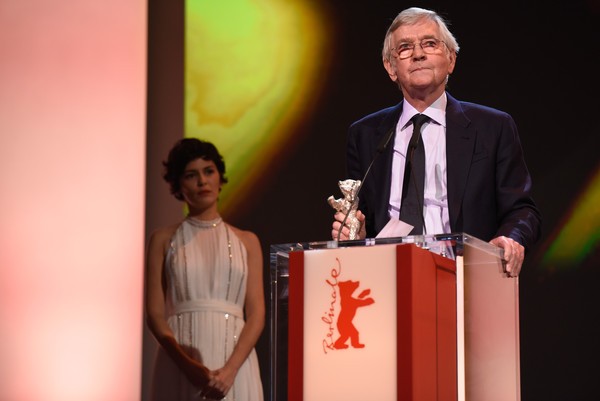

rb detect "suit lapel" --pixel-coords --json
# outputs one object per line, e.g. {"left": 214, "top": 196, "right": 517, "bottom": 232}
{"left": 445, "top": 94, "right": 475, "bottom": 231}
{"left": 371, "top": 103, "right": 403, "bottom": 233}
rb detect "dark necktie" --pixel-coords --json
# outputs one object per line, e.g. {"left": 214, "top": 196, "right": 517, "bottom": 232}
{"left": 399, "top": 114, "right": 429, "bottom": 235}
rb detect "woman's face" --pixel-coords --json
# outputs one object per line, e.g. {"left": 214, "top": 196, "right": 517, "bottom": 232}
{"left": 178, "top": 157, "right": 221, "bottom": 212}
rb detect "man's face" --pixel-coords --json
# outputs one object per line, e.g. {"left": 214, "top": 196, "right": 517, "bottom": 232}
{"left": 384, "top": 19, "right": 456, "bottom": 97}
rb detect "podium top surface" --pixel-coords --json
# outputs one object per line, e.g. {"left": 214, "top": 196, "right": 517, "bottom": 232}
{"left": 270, "top": 232, "right": 503, "bottom": 262}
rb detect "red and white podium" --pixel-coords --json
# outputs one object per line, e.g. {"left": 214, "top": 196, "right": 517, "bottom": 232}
{"left": 269, "top": 233, "right": 520, "bottom": 401}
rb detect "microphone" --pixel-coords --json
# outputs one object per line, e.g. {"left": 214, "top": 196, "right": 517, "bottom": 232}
{"left": 336, "top": 127, "right": 395, "bottom": 242}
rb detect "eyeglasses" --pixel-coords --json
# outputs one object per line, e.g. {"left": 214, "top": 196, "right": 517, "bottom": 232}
{"left": 390, "top": 38, "right": 447, "bottom": 60}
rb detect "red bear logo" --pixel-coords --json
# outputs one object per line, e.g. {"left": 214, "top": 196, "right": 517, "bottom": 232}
{"left": 333, "top": 280, "right": 375, "bottom": 349}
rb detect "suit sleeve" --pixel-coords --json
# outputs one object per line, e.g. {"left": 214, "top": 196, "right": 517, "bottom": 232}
{"left": 494, "top": 114, "right": 542, "bottom": 252}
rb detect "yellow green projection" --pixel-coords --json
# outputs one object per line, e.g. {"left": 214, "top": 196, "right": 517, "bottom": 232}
{"left": 543, "top": 166, "right": 600, "bottom": 268}
{"left": 185, "top": 0, "right": 332, "bottom": 216}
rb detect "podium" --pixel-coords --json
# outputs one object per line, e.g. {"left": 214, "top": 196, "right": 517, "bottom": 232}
{"left": 269, "top": 233, "right": 520, "bottom": 401}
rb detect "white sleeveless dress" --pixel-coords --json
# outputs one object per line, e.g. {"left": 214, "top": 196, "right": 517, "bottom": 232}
{"left": 150, "top": 217, "right": 264, "bottom": 401}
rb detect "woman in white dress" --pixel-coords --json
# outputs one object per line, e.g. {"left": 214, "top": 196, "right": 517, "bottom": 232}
{"left": 146, "top": 138, "right": 265, "bottom": 401}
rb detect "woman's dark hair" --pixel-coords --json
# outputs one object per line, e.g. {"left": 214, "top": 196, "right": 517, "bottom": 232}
{"left": 162, "top": 138, "right": 228, "bottom": 200}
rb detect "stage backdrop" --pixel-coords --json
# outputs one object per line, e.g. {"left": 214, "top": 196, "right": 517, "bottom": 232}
{"left": 144, "top": 1, "right": 600, "bottom": 401}
{"left": 0, "top": 1, "right": 147, "bottom": 400}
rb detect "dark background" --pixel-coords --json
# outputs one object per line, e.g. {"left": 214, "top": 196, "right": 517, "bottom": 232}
{"left": 145, "top": 1, "right": 600, "bottom": 400}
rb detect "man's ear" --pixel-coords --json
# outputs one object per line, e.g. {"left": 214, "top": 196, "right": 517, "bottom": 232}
{"left": 447, "top": 51, "right": 457, "bottom": 75}
{"left": 383, "top": 58, "right": 398, "bottom": 82}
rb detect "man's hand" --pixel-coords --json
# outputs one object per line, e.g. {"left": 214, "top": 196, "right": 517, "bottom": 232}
{"left": 331, "top": 210, "right": 366, "bottom": 240}
{"left": 489, "top": 236, "right": 524, "bottom": 277}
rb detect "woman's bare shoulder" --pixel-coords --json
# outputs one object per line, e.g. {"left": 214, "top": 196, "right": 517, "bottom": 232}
{"left": 148, "top": 222, "right": 181, "bottom": 250}
{"left": 227, "top": 224, "right": 261, "bottom": 250}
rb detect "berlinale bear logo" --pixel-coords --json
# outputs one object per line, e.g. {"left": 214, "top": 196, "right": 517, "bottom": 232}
{"left": 322, "top": 258, "right": 375, "bottom": 353}
{"left": 334, "top": 280, "right": 375, "bottom": 349}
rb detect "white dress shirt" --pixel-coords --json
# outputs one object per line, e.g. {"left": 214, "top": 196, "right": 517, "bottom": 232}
{"left": 388, "top": 92, "right": 451, "bottom": 235}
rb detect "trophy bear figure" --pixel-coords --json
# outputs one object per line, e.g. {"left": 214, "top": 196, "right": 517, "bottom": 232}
{"left": 327, "top": 179, "right": 362, "bottom": 240}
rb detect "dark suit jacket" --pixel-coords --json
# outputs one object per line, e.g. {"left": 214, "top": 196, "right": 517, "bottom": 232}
{"left": 346, "top": 93, "right": 541, "bottom": 252}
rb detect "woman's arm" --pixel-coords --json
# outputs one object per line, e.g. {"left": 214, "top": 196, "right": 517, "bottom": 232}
{"left": 208, "top": 227, "right": 265, "bottom": 395}
{"left": 145, "top": 226, "right": 222, "bottom": 397}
